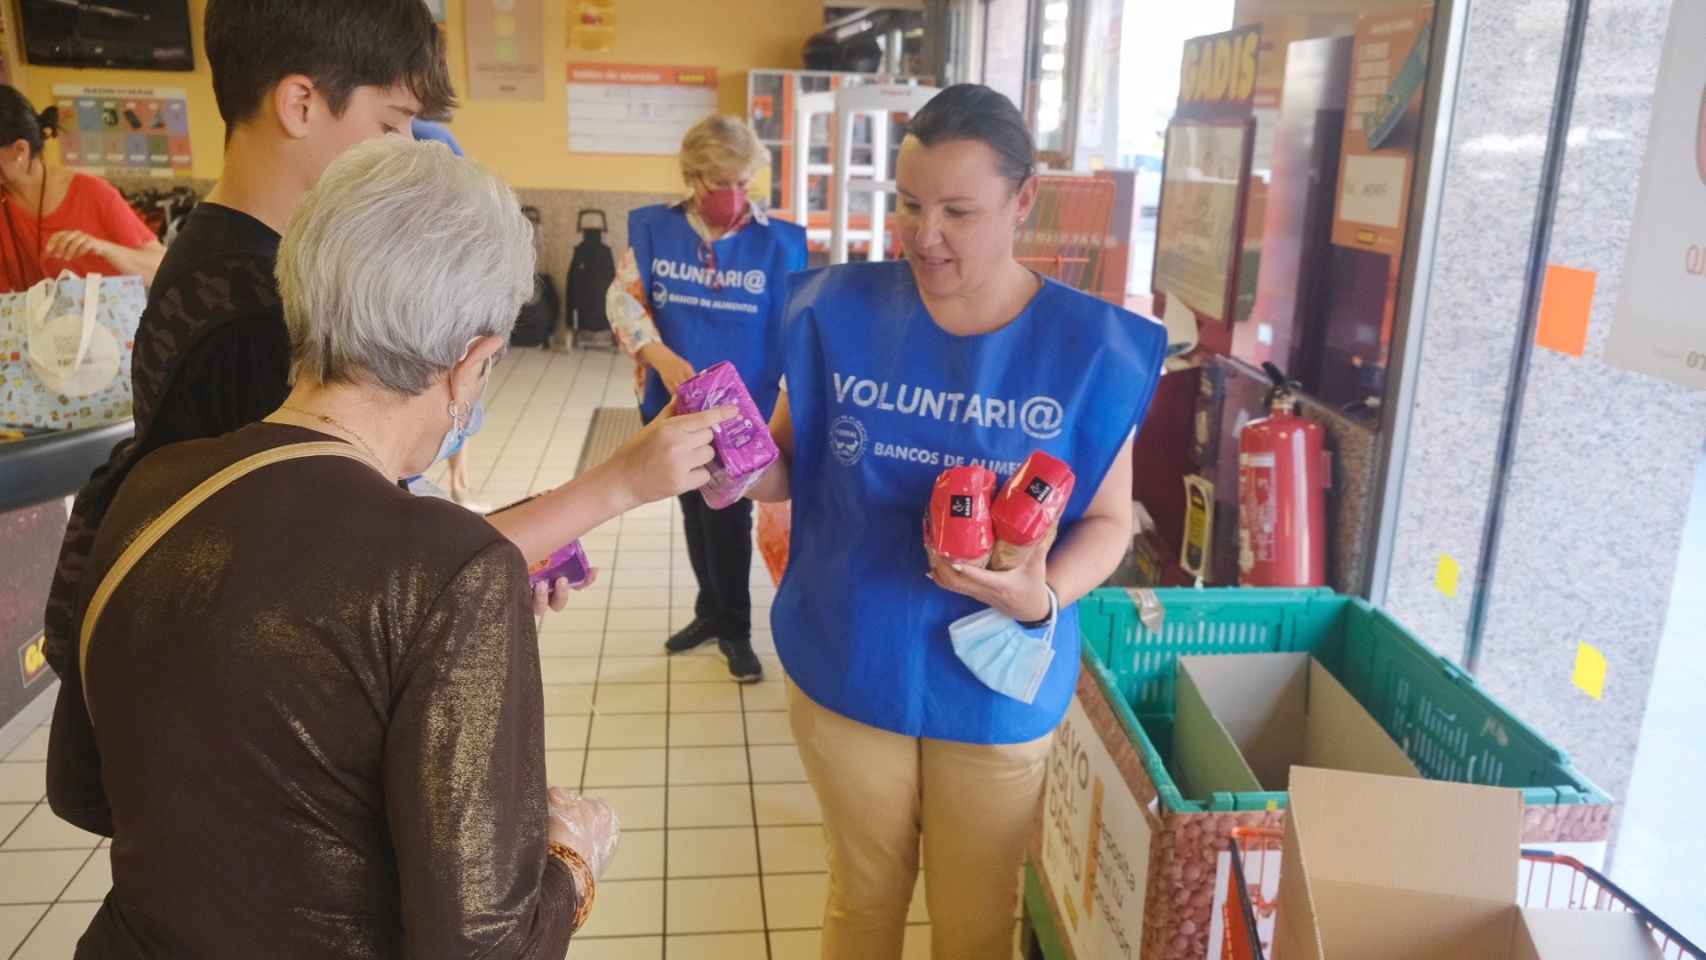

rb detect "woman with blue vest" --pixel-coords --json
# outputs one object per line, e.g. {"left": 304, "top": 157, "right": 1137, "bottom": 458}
{"left": 607, "top": 115, "right": 807, "bottom": 682}
{"left": 747, "top": 85, "right": 1167, "bottom": 958}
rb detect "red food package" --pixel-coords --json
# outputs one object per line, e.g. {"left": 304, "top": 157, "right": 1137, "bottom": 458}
{"left": 926, "top": 465, "right": 998, "bottom": 565}
{"left": 990, "top": 452, "right": 1075, "bottom": 571}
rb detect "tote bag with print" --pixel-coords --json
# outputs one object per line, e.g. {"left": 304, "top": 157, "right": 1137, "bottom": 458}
{"left": 0, "top": 272, "right": 146, "bottom": 430}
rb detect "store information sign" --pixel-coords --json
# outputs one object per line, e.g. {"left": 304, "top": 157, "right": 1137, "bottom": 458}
{"left": 566, "top": 64, "right": 718, "bottom": 155}
{"left": 1038, "top": 697, "right": 1152, "bottom": 960}
{"left": 52, "top": 86, "right": 192, "bottom": 178}
{"left": 465, "top": 0, "right": 545, "bottom": 100}
{"left": 1606, "top": 0, "right": 1706, "bottom": 391}
{"left": 1331, "top": 7, "right": 1432, "bottom": 253}
{"left": 1155, "top": 123, "right": 1252, "bottom": 323}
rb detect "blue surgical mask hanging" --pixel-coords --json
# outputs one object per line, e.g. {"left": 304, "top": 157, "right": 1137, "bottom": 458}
{"left": 433, "top": 348, "right": 492, "bottom": 465}
{"left": 948, "top": 592, "right": 1058, "bottom": 705}
{"left": 432, "top": 399, "right": 485, "bottom": 465}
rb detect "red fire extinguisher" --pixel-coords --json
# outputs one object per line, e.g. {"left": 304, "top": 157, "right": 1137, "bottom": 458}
{"left": 1238, "top": 364, "right": 1330, "bottom": 587}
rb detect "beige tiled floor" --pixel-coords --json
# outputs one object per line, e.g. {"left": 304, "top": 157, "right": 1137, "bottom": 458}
{"left": 0, "top": 350, "right": 1025, "bottom": 959}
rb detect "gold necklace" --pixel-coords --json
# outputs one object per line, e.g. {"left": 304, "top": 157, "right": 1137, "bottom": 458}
{"left": 278, "top": 405, "right": 390, "bottom": 474}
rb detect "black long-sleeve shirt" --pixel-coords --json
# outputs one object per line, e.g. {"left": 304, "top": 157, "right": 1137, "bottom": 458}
{"left": 45, "top": 202, "right": 290, "bottom": 686}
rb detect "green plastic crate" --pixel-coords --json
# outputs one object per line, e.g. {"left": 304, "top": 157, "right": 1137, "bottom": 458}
{"left": 1077, "top": 587, "right": 1610, "bottom": 812}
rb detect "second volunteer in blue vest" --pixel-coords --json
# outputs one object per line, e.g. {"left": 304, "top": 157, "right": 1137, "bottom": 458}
{"left": 607, "top": 116, "right": 807, "bottom": 683}
{"left": 747, "top": 85, "right": 1167, "bottom": 959}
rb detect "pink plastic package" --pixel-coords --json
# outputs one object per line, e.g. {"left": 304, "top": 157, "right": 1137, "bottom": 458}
{"left": 528, "top": 540, "right": 592, "bottom": 589}
{"left": 674, "top": 361, "right": 780, "bottom": 510}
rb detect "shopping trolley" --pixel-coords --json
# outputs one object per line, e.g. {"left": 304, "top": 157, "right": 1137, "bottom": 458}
{"left": 1224, "top": 832, "right": 1704, "bottom": 960}
{"left": 1519, "top": 852, "right": 1702, "bottom": 960}
{"left": 1224, "top": 827, "right": 1284, "bottom": 960}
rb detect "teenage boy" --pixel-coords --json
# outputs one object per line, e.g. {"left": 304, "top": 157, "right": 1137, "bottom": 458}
{"left": 45, "top": 0, "right": 457, "bottom": 696}
{"left": 46, "top": 0, "right": 729, "bottom": 835}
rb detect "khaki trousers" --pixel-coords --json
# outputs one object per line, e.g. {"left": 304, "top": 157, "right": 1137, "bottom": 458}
{"left": 788, "top": 682, "right": 1053, "bottom": 960}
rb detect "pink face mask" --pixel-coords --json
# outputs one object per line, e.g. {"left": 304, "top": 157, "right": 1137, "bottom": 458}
{"left": 698, "top": 186, "right": 747, "bottom": 230}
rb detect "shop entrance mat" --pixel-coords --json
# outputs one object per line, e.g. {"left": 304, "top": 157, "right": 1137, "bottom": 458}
{"left": 574, "top": 406, "right": 642, "bottom": 478}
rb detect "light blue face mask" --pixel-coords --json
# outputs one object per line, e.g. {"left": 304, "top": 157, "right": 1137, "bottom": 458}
{"left": 432, "top": 400, "right": 486, "bottom": 465}
{"left": 948, "top": 589, "right": 1058, "bottom": 705}
{"left": 433, "top": 348, "right": 494, "bottom": 465}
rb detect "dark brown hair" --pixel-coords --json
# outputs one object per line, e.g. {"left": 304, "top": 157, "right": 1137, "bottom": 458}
{"left": 906, "top": 84, "right": 1036, "bottom": 191}
{"left": 205, "top": 0, "right": 456, "bottom": 130}
{"left": 0, "top": 85, "right": 59, "bottom": 157}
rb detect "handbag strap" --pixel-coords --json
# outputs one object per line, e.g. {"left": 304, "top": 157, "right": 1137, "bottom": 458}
{"left": 25, "top": 273, "right": 102, "bottom": 391}
{"left": 78, "top": 442, "right": 376, "bottom": 723}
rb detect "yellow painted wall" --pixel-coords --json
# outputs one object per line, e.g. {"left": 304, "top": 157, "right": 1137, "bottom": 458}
{"left": 441, "top": 0, "right": 817, "bottom": 191}
{"left": 8, "top": 0, "right": 817, "bottom": 192}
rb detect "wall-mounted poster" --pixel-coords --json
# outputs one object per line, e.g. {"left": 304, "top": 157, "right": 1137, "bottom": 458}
{"left": 1155, "top": 27, "right": 1260, "bottom": 333}
{"left": 465, "top": 0, "right": 545, "bottom": 100}
{"left": 1605, "top": 0, "right": 1706, "bottom": 391}
{"left": 1154, "top": 121, "right": 1254, "bottom": 326}
{"left": 566, "top": 63, "right": 717, "bottom": 155}
{"left": 1330, "top": 7, "right": 1432, "bottom": 253}
{"left": 52, "top": 85, "right": 192, "bottom": 178}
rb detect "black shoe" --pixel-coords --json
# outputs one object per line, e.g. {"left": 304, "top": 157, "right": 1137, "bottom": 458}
{"left": 665, "top": 618, "right": 719, "bottom": 655}
{"left": 719, "top": 637, "right": 764, "bottom": 684}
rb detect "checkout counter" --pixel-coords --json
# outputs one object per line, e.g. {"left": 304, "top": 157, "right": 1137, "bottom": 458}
{"left": 0, "top": 422, "right": 132, "bottom": 730}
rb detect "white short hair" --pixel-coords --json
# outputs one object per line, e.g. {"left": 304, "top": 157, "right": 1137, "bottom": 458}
{"left": 278, "top": 137, "right": 535, "bottom": 395}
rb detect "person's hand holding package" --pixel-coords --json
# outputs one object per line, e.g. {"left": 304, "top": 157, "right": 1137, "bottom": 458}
{"left": 606, "top": 399, "right": 740, "bottom": 505}
{"left": 926, "top": 454, "right": 1076, "bottom": 623}
{"left": 490, "top": 400, "right": 733, "bottom": 613}
{"left": 530, "top": 554, "right": 601, "bottom": 616}
{"left": 672, "top": 361, "right": 781, "bottom": 509}
{"left": 546, "top": 788, "right": 621, "bottom": 931}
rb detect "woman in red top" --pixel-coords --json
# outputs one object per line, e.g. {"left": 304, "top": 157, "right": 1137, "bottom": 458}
{"left": 0, "top": 85, "right": 165, "bottom": 292}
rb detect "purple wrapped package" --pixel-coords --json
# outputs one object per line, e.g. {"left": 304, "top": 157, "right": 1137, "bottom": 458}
{"left": 528, "top": 540, "right": 592, "bottom": 589}
{"left": 674, "top": 361, "right": 781, "bottom": 510}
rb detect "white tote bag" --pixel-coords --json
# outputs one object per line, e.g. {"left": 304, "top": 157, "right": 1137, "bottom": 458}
{"left": 0, "top": 272, "right": 144, "bottom": 430}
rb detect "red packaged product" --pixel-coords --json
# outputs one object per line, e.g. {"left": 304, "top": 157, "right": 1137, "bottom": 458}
{"left": 990, "top": 452, "right": 1076, "bottom": 571}
{"left": 925, "top": 465, "right": 998, "bottom": 566}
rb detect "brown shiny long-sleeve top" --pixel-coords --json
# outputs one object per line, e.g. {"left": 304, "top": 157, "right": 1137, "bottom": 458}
{"left": 51, "top": 423, "right": 578, "bottom": 959}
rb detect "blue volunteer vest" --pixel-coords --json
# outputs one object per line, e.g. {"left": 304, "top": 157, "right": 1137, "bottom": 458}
{"left": 772, "top": 261, "right": 1167, "bottom": 745}
{"left": 630, "top": 204, "right": 807, "bottom": 421}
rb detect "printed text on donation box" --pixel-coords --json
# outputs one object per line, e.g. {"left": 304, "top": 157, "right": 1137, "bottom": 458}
{"left": 1040, "top": 699, "right": 1152, "bottom": 960}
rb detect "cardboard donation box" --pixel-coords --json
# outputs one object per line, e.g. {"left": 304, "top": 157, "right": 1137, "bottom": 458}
{"left": 1276, "top": 768, "right": 1661, "bottom": 960}
{"left": 1024, "top": 589, "right": 1614, "bottom": 960}
{"left": 1172, "top": 654, "right": 1420, "bottom": 799}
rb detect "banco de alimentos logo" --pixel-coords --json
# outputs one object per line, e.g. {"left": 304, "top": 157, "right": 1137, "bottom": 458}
{"left": 830, "top": 415, "right": 868, "bottom": 466}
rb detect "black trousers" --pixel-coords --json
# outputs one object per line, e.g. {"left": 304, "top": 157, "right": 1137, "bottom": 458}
{"left": 678, "top": 492, "right": 754, "bottom": 640}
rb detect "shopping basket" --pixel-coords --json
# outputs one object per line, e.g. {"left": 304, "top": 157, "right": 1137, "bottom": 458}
{"left": 1518, "top": 852, "right": 1702, "bottom": 960}
{"left": 1223, "top": 832, "right": 1705, "bottom": 960}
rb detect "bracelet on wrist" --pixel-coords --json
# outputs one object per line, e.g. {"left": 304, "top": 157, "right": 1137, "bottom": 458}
{"left": 548, "top": 840, "right": 596, "bottom": 931}
{"left": 1016, "top": 584, "right": 1059, "bottom": 630}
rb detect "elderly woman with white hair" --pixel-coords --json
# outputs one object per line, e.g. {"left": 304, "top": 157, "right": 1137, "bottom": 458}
{"left": 52, "top": 138, "right": 724, "bottom": 957}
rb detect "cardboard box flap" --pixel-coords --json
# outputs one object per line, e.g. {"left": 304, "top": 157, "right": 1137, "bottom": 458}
{"left": 1299, "top": 659, "right": 1422, "bottom": 785}
{"left": 1172, "top": 654, "right": 1420, "bottom": 798}
{"left": 1313, "top": 882, "right": 1519, "bottom": 960}
{"left": 1172, "top": 655, "right": 1270, "bottom": 796}
{"left": 1276, "top": 801, "right": 1324, "bottom": 960}
{"left": 1289, "top": 767, "right": 1523, "bottom": 902}
{"left": 1515, "top": 909, "right": 1666, "bottom": 960}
